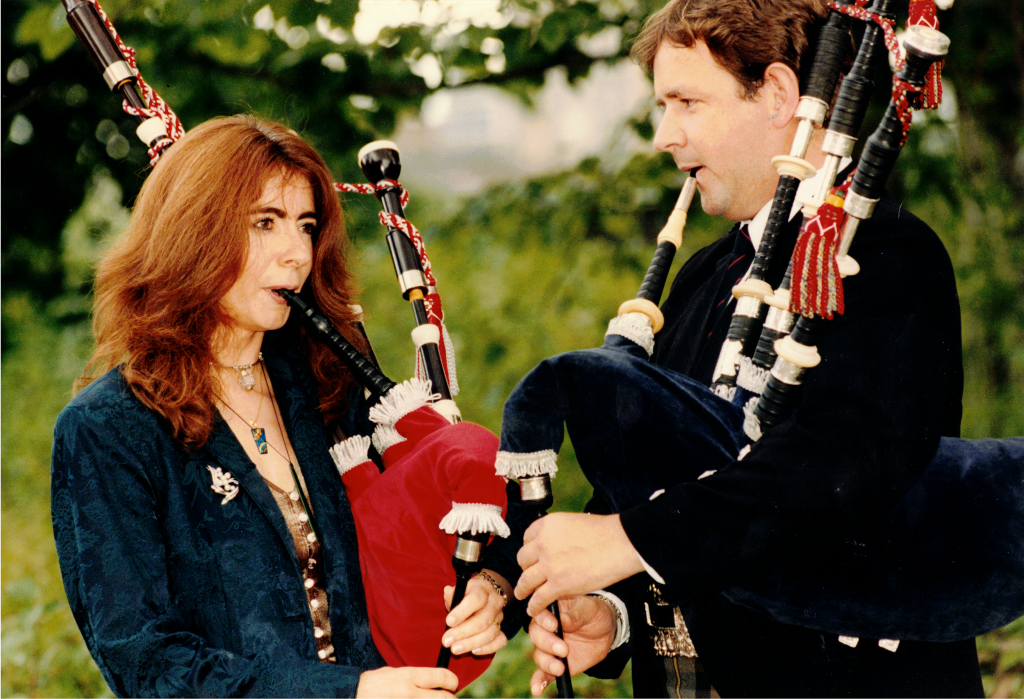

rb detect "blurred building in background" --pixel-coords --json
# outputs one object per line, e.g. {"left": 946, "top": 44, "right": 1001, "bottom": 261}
{"left": 355, "top": 0, "right": 653, "bottom": 195}
{"left": 395, "top": 62, "right": 651, "bottom": 194}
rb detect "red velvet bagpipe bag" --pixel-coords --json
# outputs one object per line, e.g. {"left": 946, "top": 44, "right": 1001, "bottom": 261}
{"left": 329, "top": 380, "right": 509, "bottom": 690}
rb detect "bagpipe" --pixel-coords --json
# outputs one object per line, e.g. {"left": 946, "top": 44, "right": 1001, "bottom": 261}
{"left": 59, "top": 0, "right": 512, "bottom": 690}
{"left": 497, "top": 0, "right": 1024, "bottom": 647}
{"left": 282, "top": 290, "right": 508, "bottom": 688}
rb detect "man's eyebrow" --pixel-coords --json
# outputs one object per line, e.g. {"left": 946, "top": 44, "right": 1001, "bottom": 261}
{"left": 655, "top": 88, "right": 684, "bottom": 104}
{"left": 661, "top": 87, "right": 693, "bottom": 100}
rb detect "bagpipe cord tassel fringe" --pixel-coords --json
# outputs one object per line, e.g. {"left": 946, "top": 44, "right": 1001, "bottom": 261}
{"left": 494, "top": 449, "right": 559, "bottom": 479}
{"left": 743, "top": 396, "right": 763, "bottom": 442}
{"left": 439, "top": 503, "right": 511, "bottom": 538}
{"left": 712, "top": 383, "right": 737, "bottom": 402}
{"left": 368, "top": 378, "right": 439, "bottom": 426}
{"left": 371, "top": 424, "right": 407, "bottom": 456}
{"left": 606, "top": 313, "right": 656, "bottom": 357}
{"left": 329, "top": 435, "right": 373, "bottom": 476}
{"left": 737, "top": 356, "right": 771, "bottom": 395}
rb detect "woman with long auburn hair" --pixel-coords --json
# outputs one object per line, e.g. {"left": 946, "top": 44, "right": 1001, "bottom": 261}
{"left": 51, "top": 115, "right": 512, "bottom": 698}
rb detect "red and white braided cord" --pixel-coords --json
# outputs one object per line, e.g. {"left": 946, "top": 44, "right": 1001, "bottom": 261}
{"left": 828, "top": 0, "right": 902, "bottom": 59}
{"left": 334, "top": 181, "right": 457, "bottom": 393}
{"left": 86, "top": 0, "right": 185, "bottom": 165}
{"left": 828, "top": 0, "right": 943, "bottom": 118}
{"left": 334, "top": 181, "right": 438, "bottom": 288}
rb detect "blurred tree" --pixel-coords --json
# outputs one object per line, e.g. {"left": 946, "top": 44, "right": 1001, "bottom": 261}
{"left": 2, "top": 0, "right": 660, "bottom": 315}
{"left": 4, "top": 0, "right": 1021, "bottom": 322}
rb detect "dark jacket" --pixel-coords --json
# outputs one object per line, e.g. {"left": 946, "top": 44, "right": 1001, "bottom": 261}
{"left": 51, "top": 344, "right": 386, "bottom": 697}
{"left": 600, "top": 197, "right": 984, "bottom": 696}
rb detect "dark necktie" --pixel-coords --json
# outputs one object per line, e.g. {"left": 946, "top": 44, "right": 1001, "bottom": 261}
{"left": 708, "top": 223, "right": 755, "bottom": 339}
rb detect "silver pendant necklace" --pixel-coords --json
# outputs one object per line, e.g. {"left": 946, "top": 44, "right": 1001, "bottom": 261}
{"left": 228, "top": 352, "right": 263, "bottom": 390}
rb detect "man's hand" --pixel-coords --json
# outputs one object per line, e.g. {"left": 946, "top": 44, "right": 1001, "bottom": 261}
{"left": 528, "top": 595, "right": 617, "bottom": 696}
{"left": 356, "top": 667, "right": 458, "bottom": 698}
{"left": 515, "top": 512, "right": 644, "bottom": 615}
{"left": 440, "top": 569, "right": 509, "bottom": 656}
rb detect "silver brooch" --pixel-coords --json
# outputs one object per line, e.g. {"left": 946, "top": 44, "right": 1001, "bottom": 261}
{"left": 207, "top": 465, "right": 240, "bottom": 504}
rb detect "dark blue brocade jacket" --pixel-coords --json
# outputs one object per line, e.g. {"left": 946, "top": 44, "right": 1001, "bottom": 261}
{"left": 51, "top": 340, "right": 388, "bottom": 697}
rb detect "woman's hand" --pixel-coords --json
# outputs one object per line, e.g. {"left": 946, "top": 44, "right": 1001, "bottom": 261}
{"left": 356, "top": 667, "right": 458, "bottom": 698}
{"left": 440, "top": 569, "right": 510, "bottom": 657}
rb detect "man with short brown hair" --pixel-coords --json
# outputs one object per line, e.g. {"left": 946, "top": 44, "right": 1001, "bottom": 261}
{"left": 515, "top": 0, "right": 983, "bottom": 696}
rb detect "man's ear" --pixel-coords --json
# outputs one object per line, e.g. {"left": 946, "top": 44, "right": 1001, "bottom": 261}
{"left": 762, "top": 62, "right": 800, "bottom": 128}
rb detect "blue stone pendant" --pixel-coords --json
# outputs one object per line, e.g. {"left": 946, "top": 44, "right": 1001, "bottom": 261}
{"left": 252, "top": 426, "right": 269, "bottom": 455}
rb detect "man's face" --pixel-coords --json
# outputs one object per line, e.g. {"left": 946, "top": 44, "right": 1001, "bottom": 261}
{"left": 653, "top": 40, "right": 782, "bottom": 222}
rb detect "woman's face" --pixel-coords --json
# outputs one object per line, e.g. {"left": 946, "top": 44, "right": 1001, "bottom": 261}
{"left": 219, "top": 172, "right": 316, "bottom": 338}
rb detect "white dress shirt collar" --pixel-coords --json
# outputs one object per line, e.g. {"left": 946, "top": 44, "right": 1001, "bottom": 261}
{"left": 741, "top": 157, "right": 852, "bottom": 252}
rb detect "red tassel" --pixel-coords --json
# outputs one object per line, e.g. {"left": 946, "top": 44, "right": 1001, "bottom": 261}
{"left": 790, "top": 201, "right": 846, "bottom": 319}
{"left": 423, "top": 292, "right": 451, "bottom": 384}
{"left": 909, "top": 0, "right": 938, "bottom": 29}
{"left": 908, "top": 0, "right": 943, "bottom": 109}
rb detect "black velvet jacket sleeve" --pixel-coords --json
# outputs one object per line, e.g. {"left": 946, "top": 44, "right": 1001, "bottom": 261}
{"left": 619, "top": 197, "right": 963, "bottom": 600}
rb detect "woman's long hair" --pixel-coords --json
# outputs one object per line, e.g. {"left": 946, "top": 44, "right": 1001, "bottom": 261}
{"left": 79, "top": 115, "right": 366, "bottom": 447}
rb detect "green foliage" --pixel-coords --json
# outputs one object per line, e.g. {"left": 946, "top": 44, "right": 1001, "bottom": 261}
{"left": 891, "top": 103, "right": 1024, "bottom": 440}
{"left": 1, "top": 295, "right": 110, "bottom": 699}
{"left": 1, "top": 0, "right": 666, "bottom": 303}
{"left": 979, "top": 616, "right": 1024, "bottom": 699}
{"left": 3, "top": 0, "right": 1023, "bottom": 696}
{"left": 462, "top": 633, "right": 633, "bottom": 698}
